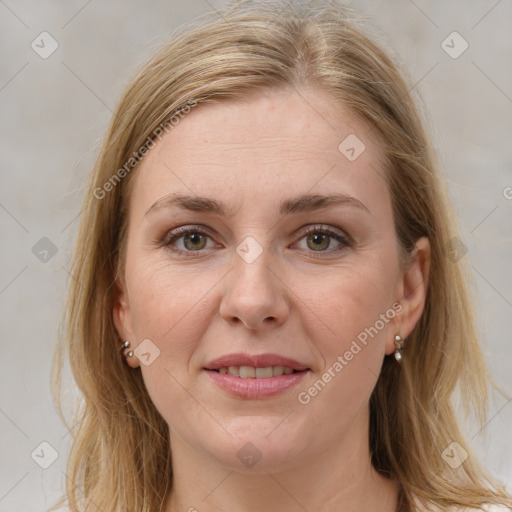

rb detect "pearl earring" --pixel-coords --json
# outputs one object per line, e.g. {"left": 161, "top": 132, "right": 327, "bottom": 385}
{"left": 119, "top": 340, "right": 133, "bottom": 358}
{"left": 394, "top": 335, "right": 405, "bottom": 362}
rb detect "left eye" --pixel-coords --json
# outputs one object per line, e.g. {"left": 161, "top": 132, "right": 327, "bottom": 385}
{"left": 295, "top": 226, "right": 350, "bottom": 253}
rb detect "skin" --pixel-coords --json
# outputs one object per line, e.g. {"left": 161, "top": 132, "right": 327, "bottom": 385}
{"left": 114, "top": 85, "right": 430, "bottom": 512}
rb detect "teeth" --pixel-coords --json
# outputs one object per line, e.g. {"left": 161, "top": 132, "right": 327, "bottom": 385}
{"left": 228, "top": 366, "right": 239, "bottom": 377}
{"left": 239, "top": 366, "right": 255, "bottom": 378}
{"left": 216, "top": 366, "right": 298, "bottom": 378}
{"left": 273, "top": 366, "right": 284, "bottom": 376}
{"left": 255, "top": 367, "right": 273, "bottom": 378}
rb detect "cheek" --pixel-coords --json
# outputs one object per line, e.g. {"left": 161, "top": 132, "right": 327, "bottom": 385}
{"left": 301, "top": 262, "right": 397, "bottom": 352}
{"left": 125, "top": 259, "right": 213, "bottom": 422}
{"left": 293, "top": 267, "right": 396, "bottom": 431}
{"left": 126, "top": 255, "right": 215, "bottom": 339}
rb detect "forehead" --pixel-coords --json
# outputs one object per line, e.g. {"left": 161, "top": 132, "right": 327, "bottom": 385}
{"left": 130, "top": 87, "right": 388, "bottom": 217}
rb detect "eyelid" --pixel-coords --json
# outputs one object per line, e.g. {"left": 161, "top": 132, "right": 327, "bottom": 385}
{"left": 160, "top": 224, "right": 217, "bottom": 246}
{"left": 292, "top": 224, "right": 351, "bottom": 257}
{"left": 299, "top": 224, "right": 350, "bottom": 244}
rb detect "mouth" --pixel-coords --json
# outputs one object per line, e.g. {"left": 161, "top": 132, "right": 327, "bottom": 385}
{"left": 206, "top": 366, "right": 306, "bottom": 378}
{"left": 204, "top": 352, "right": 310, "bottom": 373}
{"left": 203, "top": 353, "right": 311, "bottom": 399}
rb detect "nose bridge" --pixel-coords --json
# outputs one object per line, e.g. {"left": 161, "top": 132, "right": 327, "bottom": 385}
{"left": 219, "top": 233, "right": 288, "bottom": 329}
{"left": 232, "top": 234, "right": 276, "bottom": 296}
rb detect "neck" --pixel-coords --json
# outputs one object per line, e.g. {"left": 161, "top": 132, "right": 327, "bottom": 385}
{"left": 164, "top": 407, "right": 399, "bottom": 512}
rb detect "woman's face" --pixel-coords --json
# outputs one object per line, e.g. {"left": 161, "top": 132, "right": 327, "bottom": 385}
{"left": 114, "top": 86, "right": 428, "bottom": 473}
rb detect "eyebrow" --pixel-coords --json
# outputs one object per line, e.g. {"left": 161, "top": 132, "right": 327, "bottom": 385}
{"left": 145, "top": 192, "right": 370, "bottom": 217}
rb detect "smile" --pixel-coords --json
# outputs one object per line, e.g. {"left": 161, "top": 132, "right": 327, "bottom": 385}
{"left": 203, "top": 352, "right": 311, "bottom": 398}
{"left": 214, "top": 365, "right": 298, "bottom": 378}
{"left": 204, "top": 367, "right": 309, "bottom": 399}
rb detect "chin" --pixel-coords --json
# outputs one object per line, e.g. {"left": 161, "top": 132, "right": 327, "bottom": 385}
{"left": 203, "top": 422, "right": 310, "bottom": 474}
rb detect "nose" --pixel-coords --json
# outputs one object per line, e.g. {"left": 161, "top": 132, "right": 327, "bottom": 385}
{"left": 219, "top": 244, "right": 290, "bottom": 330}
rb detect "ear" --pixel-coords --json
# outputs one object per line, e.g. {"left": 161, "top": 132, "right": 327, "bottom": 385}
{"left": 113, "top": 275, "right": 140, "bottom": 369}
{"left": 385, "top": 237, "right": 431, "bottom": 355}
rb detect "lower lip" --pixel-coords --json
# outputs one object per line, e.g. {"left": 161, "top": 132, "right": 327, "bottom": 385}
{"left": 204, "top": 369, "right": 309, "bottom": 399}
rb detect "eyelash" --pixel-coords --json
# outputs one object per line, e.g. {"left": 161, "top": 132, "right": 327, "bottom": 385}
{"left": 160, "top": 224, "right": 352, "bottom": 258}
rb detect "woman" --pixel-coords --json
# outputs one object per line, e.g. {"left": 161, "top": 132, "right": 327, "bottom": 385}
{"left": 51, "top": 1, "right": 512, "bottom": 511}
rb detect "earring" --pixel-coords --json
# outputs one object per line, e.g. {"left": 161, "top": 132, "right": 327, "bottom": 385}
{"left": 394, "top": 335, "right": 405, "bottom": 362}
{"left": 119, "top": 340, "right": 133, "bottom": 358}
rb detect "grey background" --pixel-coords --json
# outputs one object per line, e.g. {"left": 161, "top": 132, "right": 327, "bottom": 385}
{"left": 0, "top": 1, "right": 511, "bottom": 510}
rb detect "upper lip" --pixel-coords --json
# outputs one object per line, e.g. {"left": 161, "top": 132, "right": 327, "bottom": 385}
{"left": 204, "top": 353, "right": 310, "bottom": 371}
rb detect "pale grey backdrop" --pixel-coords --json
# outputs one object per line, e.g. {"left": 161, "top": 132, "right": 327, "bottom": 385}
{"left": 0, "top": 1, "right": 511, "bottom": 510}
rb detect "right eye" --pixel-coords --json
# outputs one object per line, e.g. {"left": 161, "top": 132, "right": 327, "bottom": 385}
{"left": 162, "top": 225, "right": 218, "bottom": 256}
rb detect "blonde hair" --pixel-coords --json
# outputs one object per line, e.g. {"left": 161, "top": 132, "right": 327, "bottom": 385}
{"left": 51, "top": 1, "right": 512, "bottom": 511}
